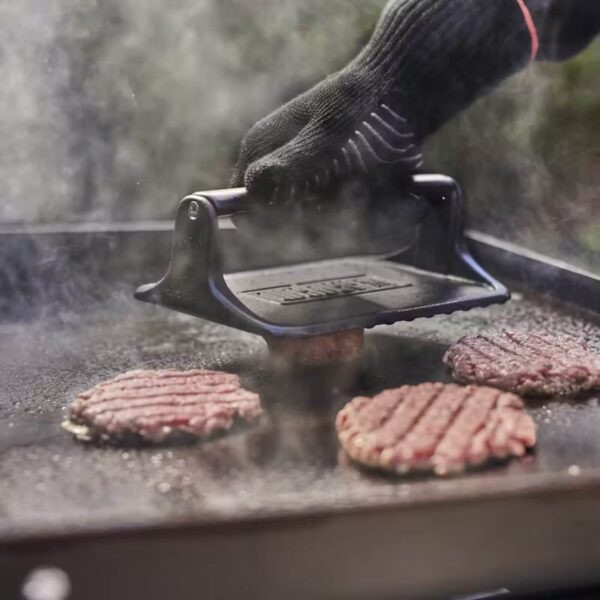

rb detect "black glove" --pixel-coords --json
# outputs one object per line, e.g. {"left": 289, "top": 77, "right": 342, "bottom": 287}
{"left": 536, "top": 0, "right": 600, "bottom": 61}
{"left": 232, "top": 0, "right": 600, "bottom": 200}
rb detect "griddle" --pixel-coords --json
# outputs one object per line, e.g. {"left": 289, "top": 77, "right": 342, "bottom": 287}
{"left": 0, "top": 218, "right": 599, "bottom": 600}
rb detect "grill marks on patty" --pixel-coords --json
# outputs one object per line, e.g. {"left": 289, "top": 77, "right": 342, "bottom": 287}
{"left": 444, "top": 331, "right": 600, "bottom": 396}
{"left": 336, "top": 383, "right": 536, "bottom": 475}
{"left": 66, "top": 369, "right": 263, "bottom": 443}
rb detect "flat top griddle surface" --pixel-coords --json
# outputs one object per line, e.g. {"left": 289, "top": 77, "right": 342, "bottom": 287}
{"left": 0, "top": 291, "right": 599, "bottom": 542}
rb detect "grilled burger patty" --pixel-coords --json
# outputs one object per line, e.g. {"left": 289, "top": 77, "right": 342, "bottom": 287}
{"left": 444, "top": 331, "right": 600, "bottom": 396}
{"left": 336, "top": 383, "right": 536, "bottom": 475}
{"left": 266, "top": 330, "right": 364, "bottom": 367}
{"left": 64, "top": 369, "right": 263, "bottom": 443}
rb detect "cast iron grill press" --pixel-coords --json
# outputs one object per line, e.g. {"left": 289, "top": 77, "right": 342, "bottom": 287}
{"left": 135, "top": 174, "right": 509, "bottom": 338}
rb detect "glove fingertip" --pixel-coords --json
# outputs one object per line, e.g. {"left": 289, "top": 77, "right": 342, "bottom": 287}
{"left": 230, "top": 165, "right": 246, "bottom": 188}
{"left": 244, "top": 159, "right": 288, "bottom": 198}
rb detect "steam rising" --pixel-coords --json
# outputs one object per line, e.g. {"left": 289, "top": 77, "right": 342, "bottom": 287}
{"left": 0, "top": 0, "right": 597, "bottom": 317}
{"left": 0, "top": 0, "right": 385, "bottom": 223}
{"left": 427, "top": 46, "right": 600, "bottom": 271}
{"left": 0, "top": 1, "right": 74, "bottom": 222}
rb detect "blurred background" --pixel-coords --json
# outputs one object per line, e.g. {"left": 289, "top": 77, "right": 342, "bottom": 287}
{"left": 1, "top": 0, "right": 598, "bottom": 271}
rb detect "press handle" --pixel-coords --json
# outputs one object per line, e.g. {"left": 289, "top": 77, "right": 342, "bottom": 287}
{"left": 193, "top": 188, "right": 249, "bottom": 217}
{"left": 201, "top": 174, "right": 451, "bottom": 218}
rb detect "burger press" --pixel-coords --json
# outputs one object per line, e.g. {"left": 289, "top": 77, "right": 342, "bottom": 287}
{"left": 134, "top": 174, "right": 509, "bottom": 338}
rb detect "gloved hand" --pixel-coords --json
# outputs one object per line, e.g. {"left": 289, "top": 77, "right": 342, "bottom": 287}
{"left": 231, "top": 0, "right": 535, "bottom": 199}
{"left": 232, "top": 0, "right": 599, "bottom": 201}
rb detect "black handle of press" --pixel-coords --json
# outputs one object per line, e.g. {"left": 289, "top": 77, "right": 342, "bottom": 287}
{"left": 198, "top": 188, "right": 249, "bottom": 217}
{"left": 204, "top": 174, "right": 457, "bottom": 217}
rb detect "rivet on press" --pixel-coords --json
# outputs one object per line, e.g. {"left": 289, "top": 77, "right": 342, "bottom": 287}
{"left": 188, "top": 200, "right": 200, "bottom": 220}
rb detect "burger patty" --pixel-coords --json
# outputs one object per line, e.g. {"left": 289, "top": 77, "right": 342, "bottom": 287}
{"left": 336, "top": 383, "right": 536, "bottom": 475}
{"left": 444, "top": 331, "right": 600, "bottom": 396}
{"left": 64, "top": 369, "right": 263, "bottom": 444}
{"left": 266, "top": 330, "right": 364, "bottom": 367}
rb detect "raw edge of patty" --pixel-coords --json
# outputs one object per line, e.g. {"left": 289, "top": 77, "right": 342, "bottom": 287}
{"left": 336, "top": 382, "right": 536, "bottom": 476}
{"left": 266, "top": 330, "right": 364, "bottom": 367}
{"left": 63, "top": 369, "right": 263, "bottom": 445}
{"left": 443, "top": 330, "right": 600, "bottom": 396}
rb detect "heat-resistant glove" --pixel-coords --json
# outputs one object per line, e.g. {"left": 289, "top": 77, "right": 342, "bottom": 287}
{"left": 231, "top": 0, "right": 600, "bottom": 201}
{"left": 536, "top": 0, "right": 600, "bottom": 61}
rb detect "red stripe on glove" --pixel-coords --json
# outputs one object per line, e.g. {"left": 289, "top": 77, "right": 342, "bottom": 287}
{"left": 515, "top": 0, "right": 540, "bottom": 61}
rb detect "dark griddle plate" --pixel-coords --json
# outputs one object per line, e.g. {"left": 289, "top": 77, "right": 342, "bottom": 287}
{"left": 0, "top": 228, "right": 599, "bottom": 600}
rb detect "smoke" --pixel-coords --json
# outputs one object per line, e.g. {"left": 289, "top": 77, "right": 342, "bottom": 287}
{"left": 0, "top": 0, "right": 597, "bottom": 317}
{"left": 426, "top": 40, "right": 600, "bottom": 272}
{"left": 0, "top": 1, "right": 74, "bottom": 223}
{"left": 0, "top": 0, "right": 385, "bottom": 224}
